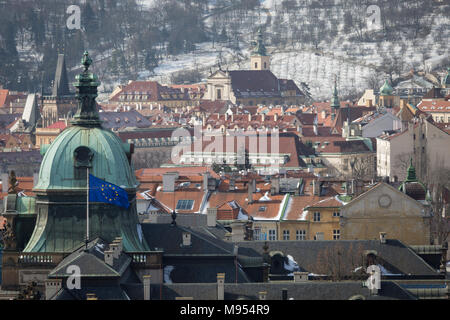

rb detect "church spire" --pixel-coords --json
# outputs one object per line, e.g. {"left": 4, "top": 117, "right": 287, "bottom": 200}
{"left": 71, "top": 51, "right": 101, "bottom": 127}
{"left": 331, "top": 77, "right": 340, "bottom": 109}
{"left": 406, "top": 158, "right": 417, "bottom": 182}
{"left": 252, "top": 27, "right": 267, "bottom": 57}
{"left": 52, "top": 54, "right": 71, "bottom": 97}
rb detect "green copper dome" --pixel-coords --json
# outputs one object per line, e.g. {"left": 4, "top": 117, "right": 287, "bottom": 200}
{"left": 24, "top": 52, "right": 148, "bottom": 253}
{"left": 379, "top": 80, "right": 393, "bottom": 96}
{"left": 35, "top": 126, "right": 137, "bottom": 191}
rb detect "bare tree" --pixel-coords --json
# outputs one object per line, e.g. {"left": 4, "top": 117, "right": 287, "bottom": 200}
{"left": 309, "top": 243, "right": 367, "bottom": 281}
{"left": 426, "top": 168, "right": 450, "bottom": 245}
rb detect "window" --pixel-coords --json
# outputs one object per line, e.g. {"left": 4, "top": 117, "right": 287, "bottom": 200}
{"left": 255, "top": 62, "right": 258, "bottom": 69}
{"left": 258, "top": 206, "right": 267, "bottom": 212}
{"left": 268, "top": 229, "right": 276, "bottom": 241}
{"left": 176, "top": 199, "right": 194, "bottom": 210}
{"left": 313, "top": 212, "right": 320, "bottom": 222}
{"left": 254, "top": 228, "right": 261, "bottom": 240}
{"left": 283, "top": 230, "right": 290, "bottom": 240}
{"left": 296, "top": 230, "right": 306, "bottom": 240}
{"left": 333, "top": 211, "right": 340, "bottom": 217}
{"left": 217, "top": 88, "right": 222, "bottom": 100}
{"left": 333, "top": 229, "right": 340, "bottom": 240}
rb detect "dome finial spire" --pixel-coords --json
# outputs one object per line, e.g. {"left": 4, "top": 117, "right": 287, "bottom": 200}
{"left": 72, "top": 51, "right": 102, "bottom": 127}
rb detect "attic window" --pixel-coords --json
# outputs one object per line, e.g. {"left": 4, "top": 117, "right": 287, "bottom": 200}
{"left": 176, "top": 199, "right": 194, "bottom": 210}
{"left": 258, "top": 206, "right": 267, "bottom": 212}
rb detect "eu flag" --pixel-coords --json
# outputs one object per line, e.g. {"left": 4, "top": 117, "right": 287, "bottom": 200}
{"left": 89, "top": 174, "right": 130, "bottom": 209}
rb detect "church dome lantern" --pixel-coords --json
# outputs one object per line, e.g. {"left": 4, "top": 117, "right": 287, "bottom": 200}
{"left": 398, "top": 159, "right": 427, "bottom": 201}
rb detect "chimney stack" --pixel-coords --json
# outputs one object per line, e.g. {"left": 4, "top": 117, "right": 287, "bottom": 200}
{"left": 207, "top": 208, "right": 217, "bottom": 227}
{"left": 105, "top": 250, "right": 114, "bottom": 266}
{"left": 162, "top": 172, "right": 178, "bottom": 192}
{"left": 258, "top": 291, "right": 267, "bottom": 300}
{"left": 248, "top": 180, "right": 254, "bottom": 204}
{"left": 293, "top": 272, "right": 309, "bottom": 282}
{"left": 229, "top": 178, "right": 235, "bottom": 191}
{"left": 379, "top": 232, "right": 387, "bottom": 244}
{"left": 1, "top": 173, "right": 8, "bottom": 193}
{"left": 143, "top": 275, "right": 151, "bottom": 300}
{"left": 45, "top": 279, "right": 62, "bottom": 300}
{"left": 282, "top": 288, "right": 288, "bottom": 300}
{"left": 110, "top": 243, "right": 120, "bottom": 259}
{"left": 217, "top": 273, "right": 225, "bottom": 300}
{"left": 270, "top": 176, "right": 280, "bottom": 195}
{"left": 312, "top": 180, "right": 320, "bottom": 196}
{"left": 182, "top": 232, "right": 192, "bottom": 247}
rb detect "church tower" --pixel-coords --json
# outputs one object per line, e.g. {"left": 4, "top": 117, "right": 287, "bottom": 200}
{"left": 331, "top": 78, "right": 340, "bottom": 120}
{"left": 250, "top": 28, "right": 270, "bottom": 71}
{"left": 378, "top": 79, "right": 394, "bottom": 108}
{"left": 41, "top": 54, "right": 77, "bottom": 128}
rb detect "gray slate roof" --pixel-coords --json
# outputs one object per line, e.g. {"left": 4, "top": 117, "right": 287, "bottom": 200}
{"left": 235, "top": 240, "right": 440, "bottom": 277}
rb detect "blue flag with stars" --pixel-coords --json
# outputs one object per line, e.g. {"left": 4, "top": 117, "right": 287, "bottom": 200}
{"left": 89, "top": 174, "right": 130, "bottom": 209}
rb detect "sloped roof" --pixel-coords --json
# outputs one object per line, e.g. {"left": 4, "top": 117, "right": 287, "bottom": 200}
{"left": 235, "top": 240, "right": 439, "bottom": 277}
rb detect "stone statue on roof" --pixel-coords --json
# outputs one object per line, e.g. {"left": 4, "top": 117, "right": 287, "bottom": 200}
{"left": 8, "top": 170, "right": 18, "bottom": 194}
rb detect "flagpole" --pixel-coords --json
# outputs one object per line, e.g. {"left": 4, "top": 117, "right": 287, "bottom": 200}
{"left": 86, "top": 167, "right": 89, "bottom": 250}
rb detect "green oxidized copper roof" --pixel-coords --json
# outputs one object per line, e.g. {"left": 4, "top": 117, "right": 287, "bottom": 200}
{"left": 35, "top": 126, "right": 138, "bottom": 190}
{"left": 331, "top": 79, "right": 340, "bottom": 109}
{"left": 24, "top": 51, "right": 148, "bottom": 253}
{"left": 35, "top": 51, "right": 137, "bottom": 191}
{"left": 379, "top": 80, "right": 393, "bottom": 96}
{"left": 398, "top": 159, "right": 427, "bottom": 197}
{"left": 251, "top": 28, "right": 268, "bottom": 56}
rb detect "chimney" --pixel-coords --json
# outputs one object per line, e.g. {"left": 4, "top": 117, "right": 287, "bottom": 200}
{"left": 282, "top": 288, "right": 288, "bottom": 300}
{"left": 270, "top": 176, "right": 280, "bottom": 195}
{"left": 261, "top": 113, "right": 265, "bottom": 122}
{"left": 45, "top": 279, "right": 62, "bottom": 300}
{"left": 203, "top": 172, "right": 211, "bottom": 192}
{"left": 231, "top": 221, "right": 245, "bottom": 242}
{"left": 379, "top": 232, "right": 387, "bottom": 244}
{"left": 229, "top": 178, "right": 235, "bottom": 191}
{"left": 293, "top": 272, "right": 309, "bottom": 282}
{"left": 162, "top": 172, "right": 178, "bottom": 192}
{"left": 207, "top": 208, "right": 217, "bottom": 227}
{"left": 113, "top": 237, "right": 123, "bottom": 253}
{"left": 313, "top": 123, "right": 318, "bottom": 135}
{"left": 274, "top": 113, "right": 278, "bottom": 122}
{"left": 258, "top": 291, "right": 267, "bottom": 300}
{"left": 182, "top": 232, "right": 192, "bottom": 247}
{"left": 217, "top": 273, "right": 225, "bottom": 300}
{"left": 105, "top": 250, "right": 114, "bottom": 266}
{"left": 110, "top": 243, "right": 120, "bottom": 259}
{"left": 248, "top": 114, "right": 251, "bottom": 121}
{"left": 312, "top": 180, "right": 319, "bottom": 196}
{"left": 1, "top": 173, "right": 8, "bottom": 193}
{"left": 143, "top": 275, "right": 151, "bottom": 300}
{"left": 248, "top": 180, "right": 254, "bottom": 204}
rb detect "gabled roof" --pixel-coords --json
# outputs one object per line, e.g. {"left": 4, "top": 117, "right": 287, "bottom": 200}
{"left": 229, "top": 70, "right": 281, "bottom": 97}
{"left": 48, "top": 238, "right": 131, "bottom": 278}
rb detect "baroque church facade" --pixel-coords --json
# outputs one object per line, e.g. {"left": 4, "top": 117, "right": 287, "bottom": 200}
{"left": 203, "top": 29, "right": 307, "bottom": 107}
